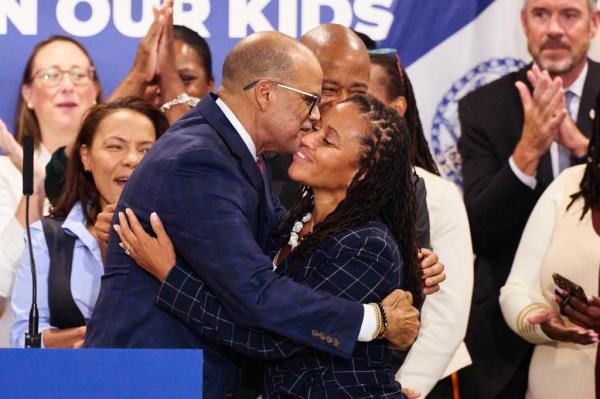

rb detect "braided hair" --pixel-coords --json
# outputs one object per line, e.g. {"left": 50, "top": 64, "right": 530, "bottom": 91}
{"left": 567, "top": 96, "right": 600, "bottom": 218}
{"left": 369, "top": 54, "right": 440, "bottom": 176}
{"left": 281, "top": 94, "right": 423, "bottom": 307}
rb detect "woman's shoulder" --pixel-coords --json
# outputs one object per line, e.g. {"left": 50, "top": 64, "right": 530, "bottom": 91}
{"left": 323, "top": 219, "right": 399, "bottom": 262}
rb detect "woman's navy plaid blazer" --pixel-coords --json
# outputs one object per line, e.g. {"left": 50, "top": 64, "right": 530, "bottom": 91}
{"left": 157, "top": 218, "right": 407, "bottom": 398}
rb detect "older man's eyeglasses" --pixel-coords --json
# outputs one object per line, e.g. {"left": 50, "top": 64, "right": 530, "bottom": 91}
{"left": 243, "top": 80, "right": 320, "bottom": 116}
{"left": 33, "top": 66, "right": 95, "bottom": 87}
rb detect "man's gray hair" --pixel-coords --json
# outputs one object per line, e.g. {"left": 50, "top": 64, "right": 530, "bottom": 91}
{"left": 523, "top": 0, "right": 597, "bottom": 13}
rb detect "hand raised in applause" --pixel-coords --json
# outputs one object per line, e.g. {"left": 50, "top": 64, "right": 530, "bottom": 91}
{"left": 513, "top": 64, "right": 566, "bottom": 175}
{"left": 526, "top": 65, "right": 589, "bottom": 158}
{"left": 381, "top": 289, "right": 420, "bottom": 350}
{"left": 108, "top": 1, "right": 170, "bottom": 101}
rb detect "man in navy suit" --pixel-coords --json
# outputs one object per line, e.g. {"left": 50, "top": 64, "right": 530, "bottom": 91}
{"left": 85, "top": 32, "right": 423, "bottom": 399}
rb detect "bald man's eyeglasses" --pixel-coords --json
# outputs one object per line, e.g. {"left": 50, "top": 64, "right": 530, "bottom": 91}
{"left": 243, "top": 80, "right": 320, "bottom": 116}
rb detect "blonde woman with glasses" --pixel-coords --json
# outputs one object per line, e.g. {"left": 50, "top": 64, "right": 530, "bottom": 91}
{"left": 0, "top": 36, "right": 101, "bottom": 345}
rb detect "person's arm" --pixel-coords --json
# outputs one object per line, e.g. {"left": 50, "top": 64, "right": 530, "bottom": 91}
{"left": 499, "top": 171, "right": 561, "bottom": 343}
{"left": 153, "top": 223, "right": 415, "bottom": 359}
{"left": 154, "top": 1, "right": 193, "bottom": 124}
{"left": 108, "top": 3, "right": 166, "bottom": 102}
{"left": 397, "top": 180, "right": 474, "bottom": 396}
{"left": 458, "top": 94, "right": 542, "bottom": 258}
{"left": 156, "top": 264, "right": 305, "bottom": 359}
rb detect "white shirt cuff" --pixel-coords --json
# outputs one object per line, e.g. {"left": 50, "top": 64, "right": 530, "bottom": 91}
{"left": 509, "top": 156, "right": 537, "bottom": 190}
{"left": 357, "top": 304, "right": 376, "bottom": 342}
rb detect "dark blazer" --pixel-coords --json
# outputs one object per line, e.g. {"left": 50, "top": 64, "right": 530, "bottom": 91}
{"left": 156, "top": 219, "right": 405, "bottom": 398}
{"left": 84, "top": 95, "right": 365, "bottom": 399}
{"left": 457, "top": 60, "right": 600, "bottom": 398}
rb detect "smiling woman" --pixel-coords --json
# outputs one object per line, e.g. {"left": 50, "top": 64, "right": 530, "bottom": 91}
{"left": 9, "top": 97, "right": 168, "bottom": 349}
{"left": 0, "top": 35, "right": 103, "bottom": 346}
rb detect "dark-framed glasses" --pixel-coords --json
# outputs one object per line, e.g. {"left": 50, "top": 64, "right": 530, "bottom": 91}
{"left": 243, "top": 80, "right": 320, "bottom": 116}
{"left": 33, "top": 66, "right": 95, "bottom": 87}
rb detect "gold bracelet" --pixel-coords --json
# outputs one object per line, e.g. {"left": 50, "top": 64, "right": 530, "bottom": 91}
{"left": 370, "top": 302, "right": 383, "bottom": 340}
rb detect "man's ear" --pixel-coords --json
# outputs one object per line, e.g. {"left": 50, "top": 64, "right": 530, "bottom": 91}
{"left": 520, "top": 7, "right": 529, "bottom": 37}
{"left": 390, "top": 96, "right": 407, "bottom": 117}
{"left": 254, "top": 80, "right": 273, "bottom": 112}
{"left": 590, "top": 9, "right": 600, "bottom": 38}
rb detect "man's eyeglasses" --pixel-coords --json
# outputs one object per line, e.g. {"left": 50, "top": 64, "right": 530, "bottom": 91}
{"left": 33, "top": 66, "right": 95, "bottom": 87}
{"left": 243, "top": 80, "right": 320, "bottom": 116}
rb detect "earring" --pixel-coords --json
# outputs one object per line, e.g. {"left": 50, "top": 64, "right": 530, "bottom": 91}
{"left": 27, "top": 103, "right": 33, "bottom": 109}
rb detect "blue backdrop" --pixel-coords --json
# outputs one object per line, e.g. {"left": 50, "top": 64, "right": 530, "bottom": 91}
{"left": 0, "top": 0, "right": 494, "bottom": 132}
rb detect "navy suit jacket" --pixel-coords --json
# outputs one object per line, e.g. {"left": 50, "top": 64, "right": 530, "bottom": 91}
{"left": 156, "top": 219, "right": 405, "bottom": 398}
{"left": 84, "top": 94, "right": 364, "bottom": 399}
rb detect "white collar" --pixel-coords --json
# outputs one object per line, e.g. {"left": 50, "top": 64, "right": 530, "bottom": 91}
{"left": 566, "top": 62, "right": 588, "bottom": 98}
{"left": 215, "top": 98, "right": 257, "bottom": 161}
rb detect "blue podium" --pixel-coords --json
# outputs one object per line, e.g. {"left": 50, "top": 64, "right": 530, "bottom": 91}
{"left": 0, "top": 348, "right": 203, "bottom": 398}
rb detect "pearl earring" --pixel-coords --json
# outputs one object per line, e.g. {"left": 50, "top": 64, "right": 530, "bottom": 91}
{"left": 27, "top": 103, "right": 33, "bottom": 109}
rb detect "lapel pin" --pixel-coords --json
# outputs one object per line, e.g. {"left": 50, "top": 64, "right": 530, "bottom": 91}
{"left": 590, "top": 108, "right": 596, "bottom": 120}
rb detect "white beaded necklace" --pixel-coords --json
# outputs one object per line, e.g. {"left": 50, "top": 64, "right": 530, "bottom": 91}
{"left": 288, "top": 213, "right": 312, "bottom": 249}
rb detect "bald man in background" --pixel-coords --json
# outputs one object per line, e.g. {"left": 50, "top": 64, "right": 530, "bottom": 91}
{"left": 269, "top": 24, "right": 432, "bottom": 248}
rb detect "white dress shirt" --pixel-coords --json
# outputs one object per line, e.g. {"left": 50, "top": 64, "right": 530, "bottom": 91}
{"left": 397, "top": 167, "right": 474, "bottom": 395}
{"left": 509, "top": 63, "right": 588, "bottom": 189}
{"left": 215, "top": 97, "right": 378, "bottom": 342}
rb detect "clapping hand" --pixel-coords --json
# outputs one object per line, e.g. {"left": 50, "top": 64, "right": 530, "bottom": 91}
{"left": 513, "top": 64, "right": 566, "bottom": 175}
{"left": 525, "top": 65, "right": 589, "bottom": 157}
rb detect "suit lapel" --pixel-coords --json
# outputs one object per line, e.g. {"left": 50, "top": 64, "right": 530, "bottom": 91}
{"left": 576, "top": 59, "right": 600, "bottom": 138}
{"left": 197, "top": 94, "right": 264, "bottom": 190}
{"left": 197, "top": 94, "right": 274, "bottom": 244}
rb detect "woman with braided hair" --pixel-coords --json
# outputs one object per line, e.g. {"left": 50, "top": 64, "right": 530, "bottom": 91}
{"left": 114, "top": 94, "right": 421, "bottom": 397}
{"left": 368, "top": 49, "right": 474, "bottom": 399}
{"left": 500, "top": 96, "right": 600, "bottom": 398}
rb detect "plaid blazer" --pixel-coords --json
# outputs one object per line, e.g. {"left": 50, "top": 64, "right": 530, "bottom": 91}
{"left": 157, "top": 219, "right": 406, "bottom": 398}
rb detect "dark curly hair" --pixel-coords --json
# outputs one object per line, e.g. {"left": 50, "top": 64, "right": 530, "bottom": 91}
{"left": 281, "top": 94, "right": 423, "bottom": 307}
{"left": 567, "top": 95, "right": 600, "bottom": 218}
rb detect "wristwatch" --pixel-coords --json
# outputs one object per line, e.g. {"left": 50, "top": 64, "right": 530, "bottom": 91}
{"left": 160, "top": 93, "right": 200, "bottom": 112}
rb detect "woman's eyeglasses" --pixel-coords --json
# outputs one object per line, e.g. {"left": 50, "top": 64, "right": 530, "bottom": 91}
{"left": 33, "top": 66, "right": 95, "bottom": 87}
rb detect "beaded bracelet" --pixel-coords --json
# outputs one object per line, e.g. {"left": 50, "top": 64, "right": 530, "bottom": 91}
{"left": 376, "top": 302, "right": 389, "bottom": 339}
